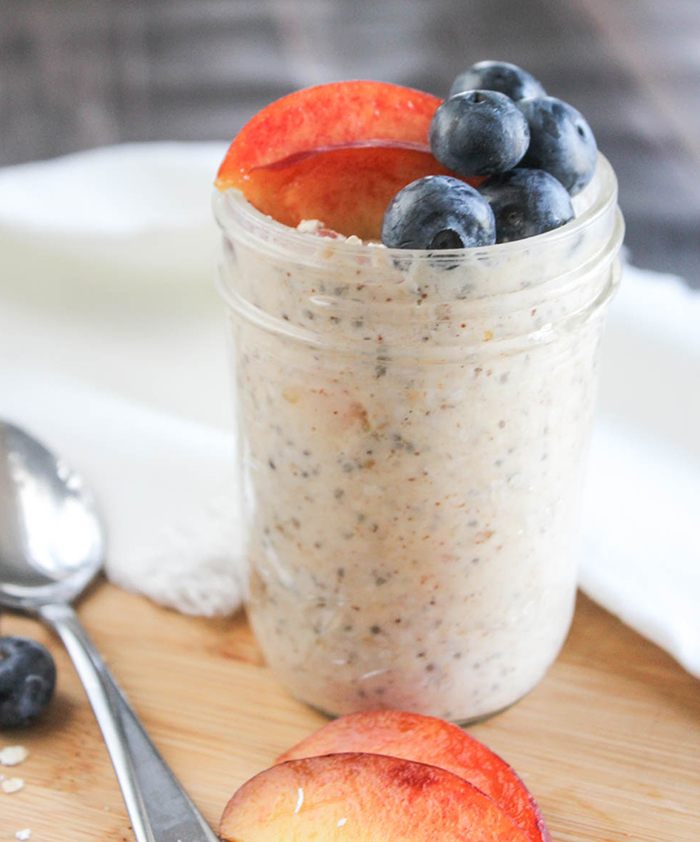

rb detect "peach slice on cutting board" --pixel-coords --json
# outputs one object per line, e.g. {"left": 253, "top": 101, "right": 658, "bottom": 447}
{"left": 277, "top": 710, "right": 551, "bottom": 842}
{"left": 219, "top": 752, "right": 532, "bottom": 842}
{"left": 215, "top": 80, "right": 480, "bottom": 239}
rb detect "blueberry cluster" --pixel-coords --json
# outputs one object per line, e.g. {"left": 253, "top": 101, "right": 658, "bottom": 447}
{"left": 381, "top": 60, "right": 597, "bottom": 249}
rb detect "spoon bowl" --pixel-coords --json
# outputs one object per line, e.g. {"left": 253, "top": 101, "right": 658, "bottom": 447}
{"left": 0, "top": 420, "right": 103, "bottom": 610}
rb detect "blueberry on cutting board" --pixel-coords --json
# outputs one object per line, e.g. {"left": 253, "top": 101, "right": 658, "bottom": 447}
{"left": 381, "top": 175, "right": 496, "bottom": 250}
{"left": 449, "top": 60, "right": 546, "bottom": 101}
{"left": 479, "top": 169, "right": 574, "bottom": 243}
{"left": 0, "top": 636, "right": 57, "bottom": 728}
{"left": 517, "top": 95, "right": 598, "bottom": 195}
{"left": 430, "top": 90, "right": 530, "bottom": 177}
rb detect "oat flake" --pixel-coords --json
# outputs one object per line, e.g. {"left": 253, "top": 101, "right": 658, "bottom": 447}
{"left": 0, "top": 746, "right": 29, "bottom": 766}
{"left": 2, "top": 777, "right": 25, "bottom": 794}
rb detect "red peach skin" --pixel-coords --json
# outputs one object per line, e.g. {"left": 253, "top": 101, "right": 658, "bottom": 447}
{"left": 277, "top": 710, "right": 551, "bottom": 842}
{"left": 216, "top": 80, "right": 442, "bottom": 187}
{"left": 220, "top": 752, "right": 532, "bottom": 842}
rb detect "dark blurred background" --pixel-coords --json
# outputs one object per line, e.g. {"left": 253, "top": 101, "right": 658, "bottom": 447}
{"left": 1, "top": 0, "right": 698, "bottom": 285}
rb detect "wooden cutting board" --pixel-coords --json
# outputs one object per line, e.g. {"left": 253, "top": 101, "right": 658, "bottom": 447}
{"left": 1, "top": 583, "right": 698, "bottom": 841}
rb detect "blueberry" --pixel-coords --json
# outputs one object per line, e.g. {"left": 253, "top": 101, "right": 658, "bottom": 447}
{"left": 429, "top": 90, "right": 530, "bottom": 177}
{"left": 381, "top": 176, "right": 496, "bottom": 250}
{"left": 479, "top": 168, "right": 574, "bottom": 243}
{"left": 0, "top": 636, "right": 56, "bottom": 729}
{"left": 517, "top": 96, "right": 597, "bottom": 195}
{"left": 449, "top": 60, "right": 546, "bottom": 101}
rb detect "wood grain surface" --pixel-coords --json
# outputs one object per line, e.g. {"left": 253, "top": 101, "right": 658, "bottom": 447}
{"left": 1, "top": 583, "right": 698, "bottom": 841}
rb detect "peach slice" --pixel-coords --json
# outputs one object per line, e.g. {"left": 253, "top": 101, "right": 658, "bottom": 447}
{"left": 215, "top": 80, "right": 480, "bottom": 239}
{"left": 216, "top": 81, "right": 442, "bottom": 187}
{"left": 277, "top": 711, "right": 550, "bottom": 842}
{"left": 219, "top": 752, "right": 531, "bottom": 842}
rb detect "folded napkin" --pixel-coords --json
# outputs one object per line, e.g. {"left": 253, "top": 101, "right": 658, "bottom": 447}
{"left": 581, "top": 266, "right": 700, "bottom": 676}
{"left": 0, "top": 144, "right": 698, "bottom": 679}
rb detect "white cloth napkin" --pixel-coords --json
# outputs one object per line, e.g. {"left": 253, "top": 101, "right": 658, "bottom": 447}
{"left": 581, "top": 267, "right": 700, "bottom": 676}
{"left": 0, "top": 144, "right": 698, "bottom": 678}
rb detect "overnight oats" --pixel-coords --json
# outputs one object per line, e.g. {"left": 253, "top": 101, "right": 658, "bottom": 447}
{"left": 214, "top": 66, "right": 624, "bottom": 722}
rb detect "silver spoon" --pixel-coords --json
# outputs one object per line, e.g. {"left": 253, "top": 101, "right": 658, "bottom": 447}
{"left": 0, "top": 419, "right": 218, "bottom": 842}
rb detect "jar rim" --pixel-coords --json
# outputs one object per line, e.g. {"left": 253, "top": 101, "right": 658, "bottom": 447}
{"left": 213, "top": 154, "right": 618, "bottom": 265}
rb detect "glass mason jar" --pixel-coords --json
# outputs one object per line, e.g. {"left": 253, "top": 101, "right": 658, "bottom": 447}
{"left": 214, "top": 155, "right": 623, "bottom": 723}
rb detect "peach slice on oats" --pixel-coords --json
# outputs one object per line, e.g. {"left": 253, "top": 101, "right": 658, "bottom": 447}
{"left": 215, "top": 81, "right": 480, "bottom": 239}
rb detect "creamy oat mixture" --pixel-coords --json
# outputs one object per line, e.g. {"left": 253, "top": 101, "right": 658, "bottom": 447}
{"left": 216, "top": 158, "right": 622, "bottom": 721}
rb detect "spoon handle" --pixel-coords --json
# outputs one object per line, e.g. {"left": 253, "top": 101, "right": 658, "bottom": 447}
{"left": 38, "top": 602, "right": 219, "bottom": 842}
